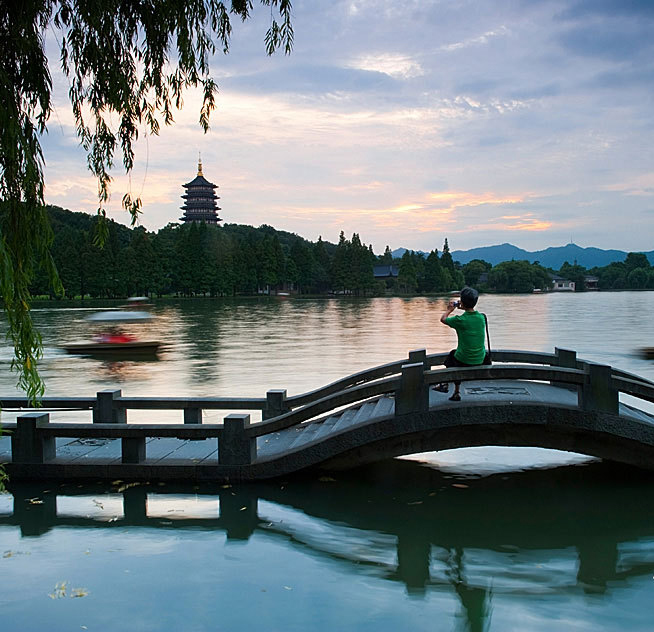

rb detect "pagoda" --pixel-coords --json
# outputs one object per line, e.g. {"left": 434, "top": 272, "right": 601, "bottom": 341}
{"left": 179, "top": 158, "right": 222, "bottom": 224}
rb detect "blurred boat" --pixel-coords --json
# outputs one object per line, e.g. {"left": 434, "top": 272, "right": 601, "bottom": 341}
{"left": 640, "top": 347, "right": 654, "bottom": 359}
{"left": 62, "top": 307, "right": 160, "bottom": 357}
{"left": 62, "top": 339, "right": 161, "bottom": 356}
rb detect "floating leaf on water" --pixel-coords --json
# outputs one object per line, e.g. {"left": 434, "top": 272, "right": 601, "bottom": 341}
{"left": 239, "top": 506, "right": 248, "bottom": 511}
{"left": 318, "top": 476, "right": 336, "bottom": 482}
{"left": 407, "top": 501, "right": 423, "bottom": 505}
{"left": 116, "top": 482, "right": 141, "bottom": 493}
{"left": 283, "top": 586, "right": 292, "bottom": 590}
{"left": 3, "top": 550, "right": 14, "bottom": 558}
{"left": 452, "top": 484, "right": 469, "bottom": 489}
{"left": 27, "top": 497, "right": 44, "bottom": 505}
{"left": 71, "top": 587, "right": 89, "bottom": 598}
{"left": 49, "top": 581, "right": 68, "bottom": 599}
{"left": 221, "top": 484, "right": 232, "bottom": 489}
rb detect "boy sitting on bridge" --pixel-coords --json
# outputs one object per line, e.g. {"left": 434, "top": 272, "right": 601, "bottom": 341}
{"left": 435, "top": 286, "right": 489, "bottom": 401}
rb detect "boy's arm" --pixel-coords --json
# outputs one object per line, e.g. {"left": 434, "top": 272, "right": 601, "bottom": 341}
{"left": 440, "top": 300, "right": 457, "bottom": 324}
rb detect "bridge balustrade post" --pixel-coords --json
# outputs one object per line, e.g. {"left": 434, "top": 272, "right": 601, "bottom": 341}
{"left": 219, "top": 414, "right": 257, "bottom": 465}
{"left": 184, "top": 407, "right": 202, "bottom": 424}
{"left": 122, "top": 437, "right": 146, "bottom": 464}
{"left": 11, "top": 413, "right": 55, "bottom": 464}
{"left": 263, "top": 389, "right": 289, "bottom": 420}
{"left": 552, "top": 347, "right": 577, "bottom": 390}
{"left": 408, "top": 348, "right": 427, "bottom": 366}
{"left": 581, "top": 363, "right": 618, "bottom": 414}
{"left": 395, "top": 362, "right": 428, "bottom": 416}
{"left": 93, "top": 389, "right": 126, "bottom": 424}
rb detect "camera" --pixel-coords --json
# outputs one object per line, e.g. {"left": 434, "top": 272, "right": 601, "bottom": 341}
{"left": 452, "top": 300, "right": 460, "bottom": 308}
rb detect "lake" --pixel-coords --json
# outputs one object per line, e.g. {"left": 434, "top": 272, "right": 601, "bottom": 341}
{"left": 2, "top": 292, "right": 654, "bottom": 631}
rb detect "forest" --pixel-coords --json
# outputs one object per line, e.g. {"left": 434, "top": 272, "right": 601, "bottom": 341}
{"left": 30, "top": 206, "right": 654, "bottom": 299}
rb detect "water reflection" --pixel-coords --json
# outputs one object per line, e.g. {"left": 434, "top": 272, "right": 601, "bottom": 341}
{"left": 3, "top": 459, "right": 654, "bottom": 631}
{"left": 11, "top": 294, "right": 654, "bottom": 402}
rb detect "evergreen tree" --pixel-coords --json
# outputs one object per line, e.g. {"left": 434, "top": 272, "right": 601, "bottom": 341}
{"left": 398, "top": 251, "right": 418, "bottom": 293}
{"left": 331, "top": 231, "right": 350, "bottom": 292}
{"left": 380, "top": 245, "right": 393, "bottom": 264}
{"left": 441, "top": 238, "right": 455, "bottom": 272}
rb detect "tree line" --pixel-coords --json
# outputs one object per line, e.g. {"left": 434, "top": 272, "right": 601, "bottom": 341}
{"left": 30, "top": 206, "right": 653, "bottom": 299}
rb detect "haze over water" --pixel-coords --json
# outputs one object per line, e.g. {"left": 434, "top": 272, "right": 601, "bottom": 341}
{"left": 2, "top": 292, "right": 654, "bottom": 630}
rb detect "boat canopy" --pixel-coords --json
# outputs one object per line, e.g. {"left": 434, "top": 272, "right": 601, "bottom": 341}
{"left": 86, "top": 310, "right": 153, "bottom": 323}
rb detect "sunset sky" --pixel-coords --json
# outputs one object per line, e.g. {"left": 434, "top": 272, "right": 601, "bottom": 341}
{"left": 41, "top": 0, "right": 654, "bottom": 254}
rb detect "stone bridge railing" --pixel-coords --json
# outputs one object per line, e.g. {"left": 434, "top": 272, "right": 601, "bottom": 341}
{"left": 2, "top": 348, "right": 654, "bottom": 468}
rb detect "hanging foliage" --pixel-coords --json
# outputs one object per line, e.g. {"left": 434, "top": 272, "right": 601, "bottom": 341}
{"left": 0, "top": 1, "right": 293, "bottom": 399}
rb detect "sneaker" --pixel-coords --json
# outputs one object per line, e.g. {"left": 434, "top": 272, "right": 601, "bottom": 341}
{"left": 433, "top": 383, "right": 449, "bottom": 393}
{"left": 449, "top": 393, "right": 461, "bottom": 402}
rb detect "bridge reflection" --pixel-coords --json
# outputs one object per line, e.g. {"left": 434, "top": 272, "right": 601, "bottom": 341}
{"left": 3, "top": 459, "right": 654, "bottom": 631}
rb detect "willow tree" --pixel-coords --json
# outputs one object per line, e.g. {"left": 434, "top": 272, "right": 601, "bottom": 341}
{"left": 0, "top": 1, "right": 293, "bottom": 399}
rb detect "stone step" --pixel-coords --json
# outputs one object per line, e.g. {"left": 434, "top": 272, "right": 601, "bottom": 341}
{"left": 320, "top": 406, "right": 359, "bottom": 437}
{"left": 311, "top": 410, "right": 352, "bottom": 441}
{"left": 350, "top": 400, "right": 378, "bottom": 424}
{"left": 287, "top": 417, "right": 334, "bottom": 449}
{"left": 373, "top": 396, "right": 395, "bottom": 418}
{"left": 257, "top": 430, "right": 296, "bottom": 455}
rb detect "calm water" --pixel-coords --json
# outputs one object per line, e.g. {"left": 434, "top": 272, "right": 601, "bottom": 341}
{"left": 2, "top": 292, "right": 654, "bottom": 631}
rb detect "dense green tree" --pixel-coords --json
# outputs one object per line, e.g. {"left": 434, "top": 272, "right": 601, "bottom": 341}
{"left": 488, "top": 260, "right": 550, "bottom": 293}
{"left": 423, "top": 250, "right": 442, "bottom": 291}
{"left": 597, "top": 262, "right": 626, "bottom": 290}
{"left": 309, "top": 237, "right": 329, "bottom": 293}
{"left": 625, "top": 252, "right": 650, "bottom": 273}
{"left": 462, "top": 259, "right": 491, "bottom": 287}
{"left": 349, "top": 233, "right": 375, "bottom": 295}
{"left": 628, "top": 267, "right": 649, "bottom": 289}
{"left": 398, "top": 251, "right": 418, "bottom": 293}
{"left": 331, "top": 231, "right": 350, "bottom": 293}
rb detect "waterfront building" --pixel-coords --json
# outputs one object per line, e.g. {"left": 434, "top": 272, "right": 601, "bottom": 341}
{"left": 373, "top": 264, "right": 400, "bottom": 279}
{"left": 549, "top": 273, "right": 575, "bottom": 291}
{"left": 179, "top": 159, "right": 222, "bottom": 224}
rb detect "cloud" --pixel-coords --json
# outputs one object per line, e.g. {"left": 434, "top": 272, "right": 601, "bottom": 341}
{"left": 440, "top": 26, "right": 509, "bottom": 52}
{"left": 346, "top": 53, "right": 425, "bottom": 79}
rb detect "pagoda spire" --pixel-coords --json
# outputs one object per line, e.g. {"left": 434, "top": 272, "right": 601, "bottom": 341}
{"left": 197, "top": 153, "right": 203, "bottom": 177}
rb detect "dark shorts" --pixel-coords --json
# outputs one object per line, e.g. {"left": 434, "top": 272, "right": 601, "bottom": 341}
{"left": 444, "top": 349, "right": 491, "bottom": 368}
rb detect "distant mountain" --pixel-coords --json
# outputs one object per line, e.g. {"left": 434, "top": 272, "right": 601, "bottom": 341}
{"left": 393, "top": 243, "right": 654, "bottom": 269}
{"left": 391, "top": 248, "right": 428, "bottom": 259}
{"left": 450, "top": 243, "right": 654, "bottom": 269}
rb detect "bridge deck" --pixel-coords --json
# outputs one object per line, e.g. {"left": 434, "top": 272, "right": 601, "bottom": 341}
{"left": 3, "top": 380, "right": 653, "bottom": 477}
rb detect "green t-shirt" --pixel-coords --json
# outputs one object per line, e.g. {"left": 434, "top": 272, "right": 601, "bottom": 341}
{"left": 444, "top": 310, "right": 486, "bottom": 365}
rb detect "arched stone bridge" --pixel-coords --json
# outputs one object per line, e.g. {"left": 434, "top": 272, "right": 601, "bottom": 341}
{"left": 2, "top": 348, "right": 654, "bottom": 481}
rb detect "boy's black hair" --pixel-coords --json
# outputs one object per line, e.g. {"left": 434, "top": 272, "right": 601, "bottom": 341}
{"left": 460, "top": 286, "right": 479, "bottom": 308}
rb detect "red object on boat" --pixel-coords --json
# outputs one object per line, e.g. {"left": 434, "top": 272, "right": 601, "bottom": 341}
{"left": 95, "top": 333, "right": 136, "bottom": 344}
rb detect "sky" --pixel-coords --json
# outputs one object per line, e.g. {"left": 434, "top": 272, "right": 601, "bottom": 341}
{"left": 40, "top": 0, "right": 654, "bottom": 254}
